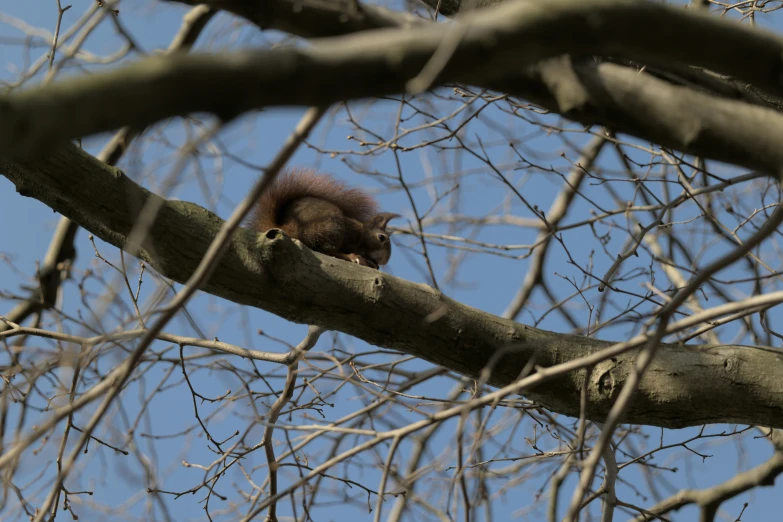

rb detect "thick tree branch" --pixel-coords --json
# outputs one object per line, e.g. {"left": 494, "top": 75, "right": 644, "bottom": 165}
{"left": 167, "top": 0, "right": 783, "bottom": 103}
{"left": 176, "top": 0, "right": 783, "bottom": 113}
{"left": 492, "top": 59, "right": 783, "bottom": 174}
{"left": 165, "top": 0, "right": 424, "bottom": 38}
{"left": 2, "top": 144, "right": 783, "bottom": 429}
{"left": 4, "top": 0, "right": 783, "bottom": 174}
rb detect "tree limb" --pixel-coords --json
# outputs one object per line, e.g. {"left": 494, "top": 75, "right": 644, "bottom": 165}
{"left": 165, "top": 0, "right": 425, "bottom": 38}
{"left": 2, "top": 144, "right": 783, "bottom": 429}
{"left": 4, "top": 0, "right": 783, "bottom": 174}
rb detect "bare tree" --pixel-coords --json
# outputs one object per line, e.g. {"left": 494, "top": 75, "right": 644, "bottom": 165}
{"left": 1, "top": 0, "right": 783, "bottom": 521}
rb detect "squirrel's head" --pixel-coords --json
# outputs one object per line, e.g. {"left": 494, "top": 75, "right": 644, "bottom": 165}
{"left": 362, "top": 213, "right": 399, "bottom": 266}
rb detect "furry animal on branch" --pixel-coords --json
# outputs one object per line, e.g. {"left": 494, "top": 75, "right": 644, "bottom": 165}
{"left": 249, "top": 169, "right": 398, "bottom": 268}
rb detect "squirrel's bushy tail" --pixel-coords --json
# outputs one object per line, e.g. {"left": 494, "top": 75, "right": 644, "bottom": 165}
{"left": 249, "top": 168, "right": 379, "bottom": 232}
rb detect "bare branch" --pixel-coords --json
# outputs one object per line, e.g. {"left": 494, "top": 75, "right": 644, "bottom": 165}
{"left": 4, "top": 0, "right": 783, "bottom": 174}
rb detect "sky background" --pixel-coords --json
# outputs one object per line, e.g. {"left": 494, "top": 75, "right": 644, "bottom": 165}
{"left": 1, "top": 1, "right": 781, "bottom": 521}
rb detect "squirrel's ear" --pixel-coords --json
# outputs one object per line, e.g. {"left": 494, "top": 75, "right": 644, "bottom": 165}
{"left": 371, "top": 212, "right": 400, "bottom": 230}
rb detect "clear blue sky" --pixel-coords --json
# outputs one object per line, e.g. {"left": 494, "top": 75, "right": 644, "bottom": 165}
{"left": 1, "top": 1, "right": 781, "bottom": 521}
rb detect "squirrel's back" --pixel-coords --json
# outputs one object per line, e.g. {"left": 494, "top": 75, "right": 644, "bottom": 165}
{"left": 250, "top": 168, "right": 379, "bottom": 233}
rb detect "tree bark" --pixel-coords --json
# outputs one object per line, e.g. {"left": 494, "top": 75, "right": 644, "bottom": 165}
{"left": 2, "top": 144, "right": 782, "bottom": 429}
{"left": 4, "top": 0, "right": 783, "bottom": 174}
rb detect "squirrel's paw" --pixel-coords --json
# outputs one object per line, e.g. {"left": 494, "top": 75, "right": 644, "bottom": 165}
{"left": 341, "top": 253, "right": 378, "bottom": 269}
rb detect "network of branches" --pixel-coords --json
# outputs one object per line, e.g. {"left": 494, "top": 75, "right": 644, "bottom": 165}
{"left": 1, "top": 1, "right": 783, "bottom": 522}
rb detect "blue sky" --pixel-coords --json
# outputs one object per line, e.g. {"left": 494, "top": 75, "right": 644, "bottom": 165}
{"left": 1, "top": 1, "right": 782, "bottom": 521}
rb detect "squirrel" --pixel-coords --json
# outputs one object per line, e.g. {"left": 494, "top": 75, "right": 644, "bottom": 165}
{"left": 249, "top": 168, "right": 399, "bottom": 268}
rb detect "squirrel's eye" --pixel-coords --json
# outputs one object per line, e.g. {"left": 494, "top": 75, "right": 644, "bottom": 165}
{"left": 377, "top": 233, "right": 387, "bottom": 243}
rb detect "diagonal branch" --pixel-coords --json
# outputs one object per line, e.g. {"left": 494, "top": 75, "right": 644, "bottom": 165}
{"left": 2, "top": 143, "right": 783, "bottom": 430}
{"left": 165, "top": 0, "right": 425, "bottom": 38}
{"left": 4, "top": 0, "right": 783, "bottom": 174}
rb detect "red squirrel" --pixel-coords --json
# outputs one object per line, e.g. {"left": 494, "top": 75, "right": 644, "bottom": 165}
{"left": 249, "top": 168, "right": 398, "bottom": 268}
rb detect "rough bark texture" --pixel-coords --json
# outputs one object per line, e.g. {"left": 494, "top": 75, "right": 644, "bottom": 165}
{"left": 2, "top": 144, "right": 782, "bottom": 429}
